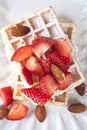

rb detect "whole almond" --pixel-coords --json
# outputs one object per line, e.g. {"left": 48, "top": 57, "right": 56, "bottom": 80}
{"left": 35, "top": 105, "right": 46, "bottom": 122}
{"left": 11, "top": 25, "right": 30, "bottom": 37}
{"left": 75, "top": 83, "right": 85, "bottom": 96}
{"left": 0, "top": 107, "right": 9, "bottom": 119}
{"left": 68, "top": 103, "right": 86, "bottom": 113}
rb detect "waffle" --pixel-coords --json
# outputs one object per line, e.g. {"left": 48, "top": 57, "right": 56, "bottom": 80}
{"left": 60, "top": 19, "right": 77, "bottom": 52}
{"left": 0, "top": 6, "right": 84, "bottom": 106}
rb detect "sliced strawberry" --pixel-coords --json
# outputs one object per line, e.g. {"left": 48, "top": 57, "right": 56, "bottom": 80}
{"left": 32, "top": 36, "right": 54, "bottom": 58}
{"left": 52, "top": 38, "right": 71, "bottom": 64}
{"left": 0, "top": 86, "right": 13, "bottom": 106}
{"left": 11, "top": 45, "right": 33, "bottom": 62}
{"left": 47, "top": 50, "right": 69, "bottom": 72}
{"left": 25, "top": 56, "right": 44, "bottom": 76}
{"left": 51, "top": 64, "right": 65, "bottom": 81}
{"left": 21, "top": 88, "right": 51, "bottom": 106}
{"left": 58, "top": 72, "right": 73, "bottom": 90}
{"left": 40, "top": 58, "right": 51, "bottom": 73}
{"left": 40, "top": 74, "right": 58, "bottom": 96}
{"left": 6, "top": 102, "right": 28, "bottom": 120}
{"left": 22, "top": 67, "right": 33, "bottom": 85}
{"left": 32, "top": 36, "right": 56, "bottom": 45}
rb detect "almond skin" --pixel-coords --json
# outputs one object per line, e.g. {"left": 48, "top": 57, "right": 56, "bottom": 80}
{"left": 11, "top": 25, "right": 30, "bottom": 37}
{"left": 68, "top": 103, "right": 86, "bottom": 113}
{"left": 0, "top": 107, "right": 9, "bottom": 119}
{"left": 35, "top": 105, "right": 46, "bottom": 122}
{"left": 75, "top": 83, "right": 85, "bottom": 96}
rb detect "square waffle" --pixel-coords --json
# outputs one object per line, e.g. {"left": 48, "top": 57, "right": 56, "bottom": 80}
{"left": 0, "top": 6, "right": 84, "bottom": 106}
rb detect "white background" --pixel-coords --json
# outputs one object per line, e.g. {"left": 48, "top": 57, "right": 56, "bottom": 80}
{"left": 0, "top": 0, "right": 87, "bottom": 130}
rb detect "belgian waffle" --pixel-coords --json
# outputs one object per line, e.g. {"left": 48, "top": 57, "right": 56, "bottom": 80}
{"left": 0, "top": 6, "right": 84, "bottom": 106}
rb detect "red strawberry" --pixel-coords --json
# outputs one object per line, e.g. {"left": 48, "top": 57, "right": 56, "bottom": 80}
{"left": 21, "top": 88, "right": 51, "bottom": 106}
{"left": 52, "top": 38, "right": 71, "bottom": 64}
{"left": 32, "top": 36, "right": 56, "bottom": 45}
{"left": 6, "top": 102, "right": 28, "bottom": 120}
{"left": 22, "top": 67, "right": 33, "bottom": 85}
{"left": 11, "top": 45, "right": 33, "bottom": 62}
{"left": 32, "top": 36, "right": 54, "bottom": 58}
{"left": 25, "top": 56, "right": 44, "bottom": 76}
{"left": 58, "top": 72, "right": 73, "bottom": 90}
{"left": 0, "top": 86, "right": 13, "bottom": 106}
{"left": 40, "top": 58, "right": 51, "bottom": 73}
{"left": 40, "top": 74, "right": 58, "bottom": 96}
{"left": 47, "top": 50, "right": 69, "bottom": 72}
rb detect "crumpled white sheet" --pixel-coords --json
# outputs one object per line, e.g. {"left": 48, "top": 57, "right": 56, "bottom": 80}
{"left": 0, "top": 0, "right": 87, "bottom": 130}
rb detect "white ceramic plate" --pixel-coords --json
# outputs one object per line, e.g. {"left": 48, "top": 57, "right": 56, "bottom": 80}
{"left": 0, "top": 0, "right": 87, "bottom": 130}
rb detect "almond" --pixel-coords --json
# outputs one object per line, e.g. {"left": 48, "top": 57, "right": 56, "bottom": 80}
{"left": 68, "top": 103, "right": 86, "bottom": 113}
{"left": 35, "top": 105, "right": 46, "bottom": 122}
{"left": 11, "top": 25, "right": 30, "bottom": 37}
{"left": 75, "top": 83, "right": 85, "bottom": 96}
{"left": 0, "top": 107, "right": 9, "bottom": 119}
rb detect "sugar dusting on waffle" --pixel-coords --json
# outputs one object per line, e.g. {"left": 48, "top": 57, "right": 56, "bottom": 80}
{"left": 0, "top": 6, "right": 84, "bottom": 106}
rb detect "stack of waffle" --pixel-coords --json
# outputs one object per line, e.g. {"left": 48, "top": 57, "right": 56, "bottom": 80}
{"left": 0, "top": 6, "right": 84, "bottom": 106}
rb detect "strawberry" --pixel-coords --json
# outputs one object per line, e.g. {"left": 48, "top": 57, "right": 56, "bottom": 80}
{"left": 25, "top": 56, "right": 44, "bottom": 76}
{"left": 40, "top": 58, "right": 51, "bottom": 73}
{"left": 32, "top": 36, "right": 54, "bottom": 58}
{"left": 47, "top": 50, "right": 69, "bottom": 72}
{"left": 21, "top": 88, "right": 51, "bottom": 106}
{"left": 6, "top": 102, "right": 28, "bottom": 120}
{"left": 22, "top": 67, "right": 33, "bottom": 85}
{"left": 11, "top": 45, "right": 33, "bottom": 62}
{"left": 39, "top": 74, "right": 58, "bottom": 96}
{"left": 52, "top": 38, "right": 71, "bottom": 64}
{"left": 0, "top": 86, "right": 13, "bottom": 106}
{"left": 51, "top": 64, "right": 65, "bottom": 81}
{"left": 58, "top": 72, "right": 73, "bottom": 90}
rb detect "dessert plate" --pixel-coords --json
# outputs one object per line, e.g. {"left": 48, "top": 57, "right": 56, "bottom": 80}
{"left": 0, "top": 0, "right": 87, "bottom": 130}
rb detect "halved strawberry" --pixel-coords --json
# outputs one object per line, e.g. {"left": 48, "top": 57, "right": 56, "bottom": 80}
{"left": 21, "top": 88, "right": 51, "bottom": 106}
{"left": 52, "top": 38, "right": 71, "bottom": 64}
{"left": 0, "top": 86, "right": 13, "bottom": 106}
{"left": 32, "top": 36, "right": 54, "bottom": 58}
{"left": 47, "top": 50, "right": 69, "bottom": 72}
{"left": 58, "top": 72, "right": 73, "bottom": 90}
{"left": 6, "top": 102, "right": 28, "bottom": 120}
{"left": 11, "top": 45, "right": 33, "bottom": 62}
{"left": 40, "top": 58, "right": 51, "bottom": 73}
{"left": 39, "top": 74, "right": 58, "bottom": 96}
{"left": 25, "top": 56, "right": 44, "bottom": 76}
{"left": 22, "top": 67, "right": 33, "bottom": 85}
